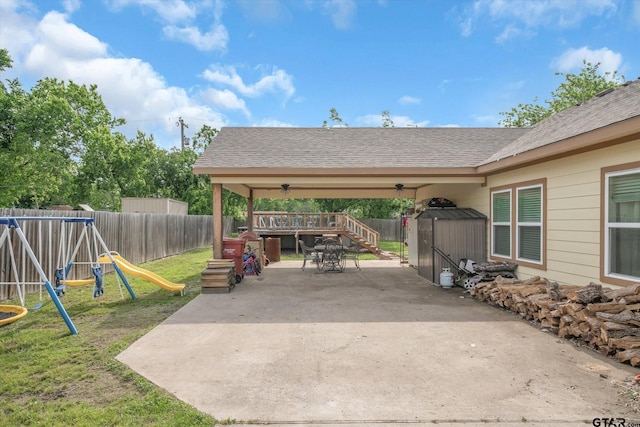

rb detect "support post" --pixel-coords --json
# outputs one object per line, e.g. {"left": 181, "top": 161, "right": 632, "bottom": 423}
{"left": 212, "top": 183, "right": 223, "bottom": 259}
{"left": 247, "top": 189, "right": 254, "bottom": 232}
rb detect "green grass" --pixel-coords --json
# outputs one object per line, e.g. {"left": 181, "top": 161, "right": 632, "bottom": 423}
{"left": 379, "top": 240, "right": 403, "bottom": 255}
{"left": 0, "top": 247, "right": 219, "bottom": 427}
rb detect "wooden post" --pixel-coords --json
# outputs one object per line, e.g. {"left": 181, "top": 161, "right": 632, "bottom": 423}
{"left": 247, "top": 189, "right": 254, "bottom": 232}
{"left": 212, "top": 183, "right": 223, "bottom": 259}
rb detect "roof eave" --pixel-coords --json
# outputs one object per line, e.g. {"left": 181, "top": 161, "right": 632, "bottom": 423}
{"left": 477, "top": 115, "right": 640, "bottom": 175}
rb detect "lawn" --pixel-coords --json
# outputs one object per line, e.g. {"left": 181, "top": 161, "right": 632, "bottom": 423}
{"left": 0, "top": 247, "right": 219, "bottom": 426}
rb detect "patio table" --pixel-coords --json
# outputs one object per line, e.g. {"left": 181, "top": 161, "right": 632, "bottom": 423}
{"left": 314, "top": 241, "right": 347, "bottom": 272}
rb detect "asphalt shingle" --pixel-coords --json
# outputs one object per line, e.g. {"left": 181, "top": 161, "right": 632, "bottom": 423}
{"left": 193, "top": 127, "right": 529, "bottom": 170}
{"left": 482, "top": 79, "right": 640, "bottom": 164}
{"left": 193, "top": 79, "right": 640, "bottom": 172}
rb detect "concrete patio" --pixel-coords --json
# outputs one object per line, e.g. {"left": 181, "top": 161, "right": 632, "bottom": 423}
{"left": 117, "top": 259, "right": 639, "bottom": 426}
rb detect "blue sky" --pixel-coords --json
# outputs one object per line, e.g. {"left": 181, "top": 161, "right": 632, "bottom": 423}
{"left": 1, "top": 0, "right": 639, "bottom": 149}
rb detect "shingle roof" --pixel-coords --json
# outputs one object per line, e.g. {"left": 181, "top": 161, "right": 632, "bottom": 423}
{"left": 482, "top": 79, "right": 640, "bottom": 164}
{"left": 193, "top": 127, "right": 529, "bottom": 170}
{"left": 193, "top": 79, "right": 640, "bottom": 174}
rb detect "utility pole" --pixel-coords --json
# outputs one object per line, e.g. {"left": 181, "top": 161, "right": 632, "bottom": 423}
{"left": 176, "top": 117, "right": 189, "bottom": 150}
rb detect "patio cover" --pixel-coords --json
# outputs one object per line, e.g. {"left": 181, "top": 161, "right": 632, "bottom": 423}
{"left": 192, "top": 127, "right": 529, "bottom": 200}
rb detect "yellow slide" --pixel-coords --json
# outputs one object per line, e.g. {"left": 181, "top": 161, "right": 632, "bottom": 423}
{"left": 99, "top": 254, "right": 185, "bottom": 292}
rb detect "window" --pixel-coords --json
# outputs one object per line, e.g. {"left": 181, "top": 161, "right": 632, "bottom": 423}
{"left": 517, "top": 185, "right": 543, "bottom": 263}
{"left": 605, "top": 167, "right": 640, "bottom": 281}
{"left": 491, "top": 190, "right": 511, "bottom": 258}
{"left": 491, "top": 180, "right": 545, "bottom": 267}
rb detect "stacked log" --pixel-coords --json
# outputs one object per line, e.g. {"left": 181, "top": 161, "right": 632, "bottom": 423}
{"left": 473, "top": 261, "right": 519, "bottom": 281}
{"left": 470, "top": 277, "right": 640, "bottom": 367}
{"left": 200, "top": 259, "right": 237, "bottom": 293}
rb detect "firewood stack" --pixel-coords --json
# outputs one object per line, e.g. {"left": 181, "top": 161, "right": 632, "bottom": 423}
{"left": 200, "top": 259, "right": 237, "bottom": 293}
{"left": 473, "top": 261, "right": 518, "bottom": 281}
{"left": 470, "top": 276, "right": 640, "bottom": 367}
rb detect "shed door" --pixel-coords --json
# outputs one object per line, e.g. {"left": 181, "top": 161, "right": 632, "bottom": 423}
{"left": 417, "top": 218, "right": 433, "bottom": 281}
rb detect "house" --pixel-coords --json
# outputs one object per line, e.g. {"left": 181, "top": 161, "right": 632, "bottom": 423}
{"left": 193, "top": 78, "right": 640, "bottom": 287}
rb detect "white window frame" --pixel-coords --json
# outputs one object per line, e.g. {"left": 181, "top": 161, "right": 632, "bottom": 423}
{"left": 516, "top": 184, "right": 543, "bottom": 265}
{"left": 604, "top": 167, "right": 640, "bottom": 282}
{"left": 491, "top": 189, "right": 512, "bottom": 258}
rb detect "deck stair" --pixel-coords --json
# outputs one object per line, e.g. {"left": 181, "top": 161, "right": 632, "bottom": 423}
{"left": 252, "top": 212, "right": 381, "bottom": 254}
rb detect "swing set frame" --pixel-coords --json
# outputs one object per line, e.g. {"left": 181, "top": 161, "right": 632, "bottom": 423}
{"left": 0, "top": 217, "right": 136, "bottom": 335}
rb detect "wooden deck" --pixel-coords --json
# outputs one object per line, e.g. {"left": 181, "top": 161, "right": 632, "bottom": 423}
{"left": 250, "top": 212, "right": 381, "bottom": 253}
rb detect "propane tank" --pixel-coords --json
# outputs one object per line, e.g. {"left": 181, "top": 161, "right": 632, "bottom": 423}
{"left": 439, "top": 267, "right": 454, "bottom": 288}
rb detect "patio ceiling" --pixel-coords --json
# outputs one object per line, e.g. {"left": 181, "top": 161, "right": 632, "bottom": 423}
{"left": 217, "top": 169, "right": 485, "bottom": 199}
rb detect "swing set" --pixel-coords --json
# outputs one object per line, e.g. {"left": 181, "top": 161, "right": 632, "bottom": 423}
{"left": 0, "top": 217, "right": 136, "bottom": 335}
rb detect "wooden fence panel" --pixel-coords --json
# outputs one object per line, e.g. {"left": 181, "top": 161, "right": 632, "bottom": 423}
{"left": 0, "top": 209, "right": 220, "bottom": 301}
{"left": 358, "top": 218, "right": 402, "bottom": 241}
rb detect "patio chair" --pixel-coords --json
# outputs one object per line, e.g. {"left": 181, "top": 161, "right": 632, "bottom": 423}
{"left": 299, "top": 239, "right": 319, "bottom": 271}
{"left": 342, "top": 239, "right": 361, "bottom": 270}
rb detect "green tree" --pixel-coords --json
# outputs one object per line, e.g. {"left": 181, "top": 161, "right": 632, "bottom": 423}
{"left": 322, "top": 107, "right": 347, "bottom": 128}
{"left": 381, "top": 110, "right": 394, "bottom": 128}
{"left": 74, "top": 130, "right": 159, "bottom": 211}
{"left": 0, "top": 51, "right": 125, "bottom": 208}
{"left": 499, "top": 61, "right": 625, "bottom": 127}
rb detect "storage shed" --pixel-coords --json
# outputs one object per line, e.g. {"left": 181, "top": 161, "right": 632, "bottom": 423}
{"left": 416, "top": 208, "right": 487, "bottom": 285}
{"left": 121, "top": 198, "right": 188, "bottom": 215}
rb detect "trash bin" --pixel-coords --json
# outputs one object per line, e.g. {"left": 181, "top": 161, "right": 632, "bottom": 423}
{"left": 223, "top": 238, "right": 245, "bottom": 282}
{"left": 265, "top": 237, "right": 281, "bottom": 263}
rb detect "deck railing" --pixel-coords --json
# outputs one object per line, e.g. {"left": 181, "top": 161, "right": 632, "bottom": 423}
{"left": 252, "top": 212, "right": 380, "bottom": 250}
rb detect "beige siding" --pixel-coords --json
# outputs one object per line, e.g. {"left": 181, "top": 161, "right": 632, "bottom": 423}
{"left": 415, "top": 139, "right": 639, "bottom": 287}
{"left": 485, "top": 139, "right": 638, "bottom": 286}
{"left": 416, "top": 183, "right": 489, "bottom": 215}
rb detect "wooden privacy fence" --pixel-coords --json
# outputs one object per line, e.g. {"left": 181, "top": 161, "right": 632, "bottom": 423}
{"left": 358, "top": 218, "right": 403, "bottom": 241}
{"left": 0, "top": 209, "right": 221, "bottom": 301}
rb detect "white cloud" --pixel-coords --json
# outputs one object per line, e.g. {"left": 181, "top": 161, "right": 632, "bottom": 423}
{"left": 458, "top": 0, "right": 617, "bottom": 41}
{"left": 323, "top": 0, "right": 356, "bottom": 30}
{"left": 17, "top": 9, "right": 225, "bottom": 147}
{"left": 107, "top": 0, "right": 228, "bottom": 52}
{"left": 238, "top": 0, "right": 291, "bottom": 23}
{"left": 254, "top": 119, "right": 296, "bottom": 127}
{"left": 202, "top": 65, "right": 295, "bottom": 99}
{"left": 552, "top": 46, "right": 623, "bottom": 77}
{"left": 398, "top": 96, "right": 421, "bottom": 105}
{"left": 494, "top": 23, "right": 522, "bottom": 44}
{"left": 106, "top": 0, "right": 197, "bottom": 24}
{"left": 0, "top": 0, "right": 40, "bottom": 64}
{"left": 163, "top": 23, "right": 228, "bottom": 51}
{"left": 356, "top": 114, "right": 428, "bottom": 127}
{"left": 460, "top": 17, "right": 472, "bottom": 37}
{"left": 24, "top": 11, "right": 108, "bottom": 61}
{"left": 63, "top": 0, "right": 81, "bottom": 14}
{"left": 202, "top": 88, "right": 250, "bottom": 116}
